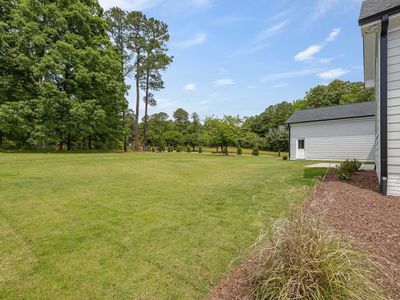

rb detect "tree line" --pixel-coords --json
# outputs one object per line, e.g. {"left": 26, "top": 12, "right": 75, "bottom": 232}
{"left": 142, "top": 80, "right": 374, "bottom": 154}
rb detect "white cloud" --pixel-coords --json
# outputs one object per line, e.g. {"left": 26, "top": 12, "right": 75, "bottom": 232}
{"left": 294, "top": 45, "right": 322, "bottom": 61}
{"left": 318, "top": 68, "right": 348, "bottom": 80}
{"left": 271, "top": 83, "right": 289, "bottom": 88}
{"left": 200, "top": 99, "right": 212, "bottom": 105}
{"left": 219, "top": 68, "right": 228, "bottom": 74}
{"left": 314, "top": 0, "right": 362, "bottom": 18}
{"left": 212, "top": 16, "right": 249, "bottom": 25}
{"left": 191, "top": 0, "right": 211, "bottom": 7}
{"left": 214, "top": 79, "right": 235, "bottom": 87}
{"left": 261, "top": 69, "right": 321, "bottom": 82}
{"left": 326, "top": 28, "right": 341, "bottom": 42}
{"left": 175, "top": 33, "right": 207, "bottom": 48}
{"left": 228, "top": 43, "right": 269, "bottom": 57}
{"left": 184, "top": 83, "right": 197, "bottom": 91}
{"left": 255, "top": 20, "right": 288, "bottom": 43}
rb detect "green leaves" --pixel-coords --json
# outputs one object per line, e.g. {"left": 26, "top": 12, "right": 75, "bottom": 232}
{"left": 0, "top": 0, "right": 127, "bottom": 150}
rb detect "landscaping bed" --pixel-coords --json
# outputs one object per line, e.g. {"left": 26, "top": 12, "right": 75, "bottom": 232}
{"left": 208, "top": 171, "right": 400, "bottom": 300}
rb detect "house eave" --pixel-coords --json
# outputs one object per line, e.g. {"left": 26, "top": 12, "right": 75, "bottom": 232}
{"left": 286, "top": 115, "right": 375, "bottom": 125}
{"left": 359, "top": 5, "right": 400, "bottom": 25}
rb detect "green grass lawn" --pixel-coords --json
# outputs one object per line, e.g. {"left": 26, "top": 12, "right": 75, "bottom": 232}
{"left": 0, "top": 153, "right": 323, "bottom": 299}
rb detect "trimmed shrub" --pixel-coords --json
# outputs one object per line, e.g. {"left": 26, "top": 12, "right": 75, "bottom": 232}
{"left": 249, "top": 212, "right": 385, "bottom": 300}
{"left": 158, "top": 145, "right": 165, "bottom": 152}
{"left": 282, "top": 155, "right": 288, "bottom": 160}
{"left": 252, "top": 147, "right": 259, "bottom": 156}
{"left": 176, "top": 145, "right": 182, "bottom": 152}
{"left": 151, "top": 146, "right": 155, "bottom": 152}
{"left": 335, "top": 159, "right": 362, "bottom": 181}
{"left": 186, "top": 145, "right": 192, "bottom": 153}
{"left": 198, "top": 146, "right": 203, "bottom": 153}
{"left": 167, "top": 145, "right": 173, "bottom": 152}
{"left": 237, "top": 146, "right": 242, "bottom": 155}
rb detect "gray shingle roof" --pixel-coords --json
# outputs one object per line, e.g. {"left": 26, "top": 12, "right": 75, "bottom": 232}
{"left": 286, "top": 102, "right": 375, "bottom": 124}
{"left": 359, "top": 0, "right": 400, "bottom": 24}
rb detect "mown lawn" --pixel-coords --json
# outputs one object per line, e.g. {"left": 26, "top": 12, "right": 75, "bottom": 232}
{"left": 0, "top": 153, "right": 323, "bottom": 299}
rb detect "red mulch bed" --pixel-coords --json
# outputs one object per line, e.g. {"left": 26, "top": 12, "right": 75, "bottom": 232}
{"left": 207, "top": 171, "right": 400, "bottom": 300}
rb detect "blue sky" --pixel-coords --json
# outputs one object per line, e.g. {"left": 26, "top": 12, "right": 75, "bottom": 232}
{"left": 98, "top": 0, "right": 364, "bottom": 119}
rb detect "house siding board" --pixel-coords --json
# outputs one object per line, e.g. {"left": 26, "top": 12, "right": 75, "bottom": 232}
{"left": 290, "top": 117, "right": 375, "bottom": 161}
{"left": 387, "top": 27, "right": 400, "bottom": 195}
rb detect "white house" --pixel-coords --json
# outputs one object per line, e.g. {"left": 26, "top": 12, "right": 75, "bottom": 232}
{"left": 287, "top": 102, "right": 376, "bottom": 162}
{"left": 360, "top": 0, "right": 400, "bottom": 195}
{"left": 286, "top": 0, "right": 400, "bottom": 196}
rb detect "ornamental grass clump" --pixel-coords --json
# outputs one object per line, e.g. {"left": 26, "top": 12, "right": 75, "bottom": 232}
{"left": 249, "top": 212, "right": 385, "bottom": 300}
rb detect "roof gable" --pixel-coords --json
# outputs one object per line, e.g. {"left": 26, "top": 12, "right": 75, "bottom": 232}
{"left": 286, "top": 102, "right": 375, "bottom": 124}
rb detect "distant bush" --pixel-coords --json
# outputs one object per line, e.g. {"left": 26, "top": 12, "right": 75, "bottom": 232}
{"left": 167, "top": 145, "right": 173, "bottom": 152}
{"left": 198, "top": 146, "right": 203, "bottom": 153}
{"left": 282, "top": 155, "right": 288, "bottom": 160}
{"left": 252, "top": 147, "right": 259, "bottom": 156}
{"left": 186, "top": 145, "right": 192, "bottom": 153}
{"left": 176, "top": 145, "right": 182, "bottom": 152}
{"left": 158, "top": 145, "right": 165, "bottom": 152}
{"left": 151, "top": 146, "right": 155, "bottom": 152}
{"left": 237, "top": 146, "right": 242, "bottom": 155}
{"left": 335, "top": 159, "right": 361, "bottom": 181}
{"left": 249, "top": 212, "right": 384, "bottom": 300}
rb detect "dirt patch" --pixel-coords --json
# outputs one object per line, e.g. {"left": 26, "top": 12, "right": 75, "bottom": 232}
{"left": 207, "top": 171, "right": 400, "bottom": 300}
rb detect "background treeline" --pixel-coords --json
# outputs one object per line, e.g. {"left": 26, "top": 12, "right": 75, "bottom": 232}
{"left": 143, "top": 80, "right": 374, "bottom": 154}
{"left": 0, "top": 1, "right": 374, "bottom": 152}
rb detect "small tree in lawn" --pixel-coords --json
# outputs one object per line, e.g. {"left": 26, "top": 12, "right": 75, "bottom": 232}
{"left": 266, "top": 128, "right": 289, "bottom": 156}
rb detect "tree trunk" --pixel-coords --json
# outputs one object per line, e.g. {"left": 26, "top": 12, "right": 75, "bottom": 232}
{"left": 143, "top": 70, "right": 150, "bottom": 149}
{"left": 122, "top": 110, "right": 127, "bottom": 152}
{"left": 59, "top": 142, "right": 63, "bottom": 151}
{"left": 133, "top": 53, "right": 140, "bottom": 151}
{"left": 67, "top": 134, "right": 71, "bottom": 151}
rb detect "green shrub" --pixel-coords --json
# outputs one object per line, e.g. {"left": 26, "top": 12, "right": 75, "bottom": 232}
{"left": 237, "top": 146, "right": 242, "bottom": 155}
{"left": 176, "top": 145, "right": 182, "bottom": 152}
{"left": 151, "top": 146, "right": 155, "bottom": 152}
{"left": 249, "top": 212, "right": 385, "bottom": 300}
{"left": 186, "top": 145, "right": 192, "bottom": 153}
{"left": 167, "top": 145, "right": 173, "bottom": 152}
{"left": 158, "top": 145, "right": 165, "bottom": 152}
{"left": 335, "top": 159, "right": 362, "bottom": 181}
{"left": 252, "top": 147, "right": 259, "bottom": 156}
{"left": 282, "top": 155, "right": 288, "bottom": 160}
{"left": 198, "top": 146, "right": 203, "bottom": 153}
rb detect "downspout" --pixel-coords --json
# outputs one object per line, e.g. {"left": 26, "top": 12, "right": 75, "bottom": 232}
{"left": 288, "top": 124, "right": 291, "bottom": 159}
{"left": 380, "top": 14, "right": 389, "bottom": 195}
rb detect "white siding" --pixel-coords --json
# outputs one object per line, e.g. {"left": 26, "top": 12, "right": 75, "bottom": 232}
{"left": 387, "top": 27, "right": 400, "bottom": 195}
{"left": 290, "top": 117, "right": 375, "bottom": 161}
